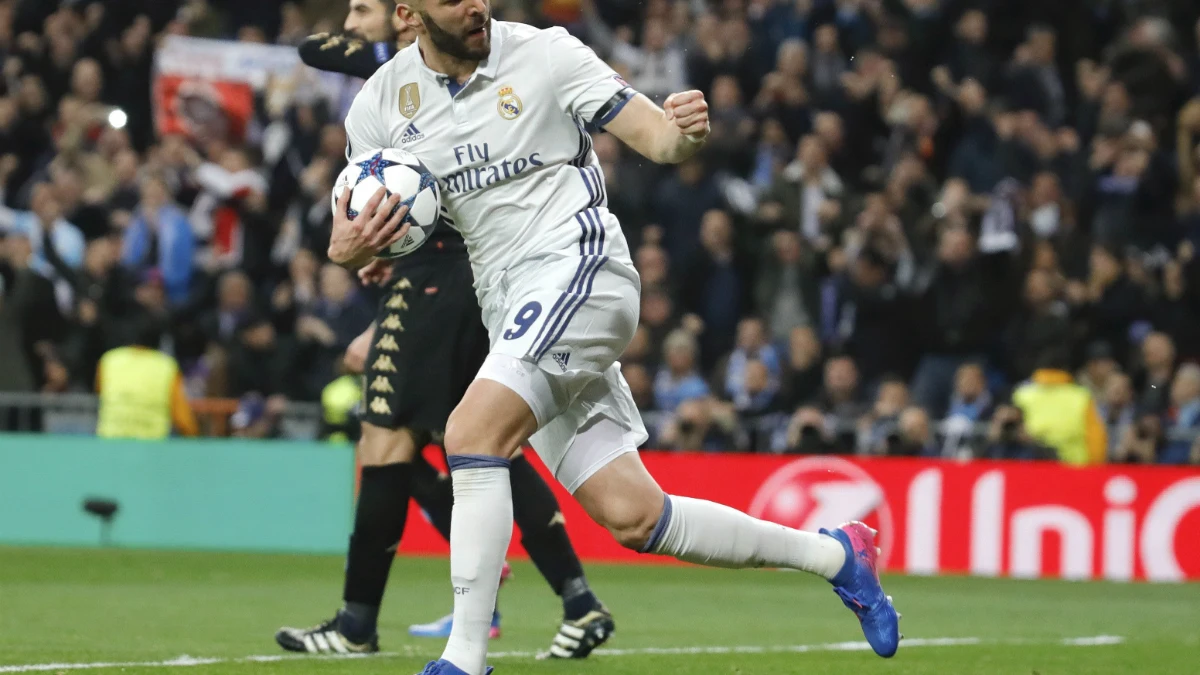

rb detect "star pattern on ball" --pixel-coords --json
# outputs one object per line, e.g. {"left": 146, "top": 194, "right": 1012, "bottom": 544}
{"left": 355, "top": 151, "right": 401, "bottom": 185}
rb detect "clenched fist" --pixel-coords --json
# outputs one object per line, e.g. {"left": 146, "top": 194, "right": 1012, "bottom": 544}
{"left": 663, "top": 90, "right": 710, "bottom": 142}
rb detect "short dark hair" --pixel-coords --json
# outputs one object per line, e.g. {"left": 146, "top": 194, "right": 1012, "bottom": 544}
{"left": 132, "top": 317, "right": 164, "bottom": 349}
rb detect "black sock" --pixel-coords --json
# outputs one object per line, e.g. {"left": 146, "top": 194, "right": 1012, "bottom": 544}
{"left": 510, "top": 454, "right": 597, "bottom": 619}
{"left": 561, "top": 576, "right": 599, "bottom": 621}
{"left": 410, "top": 452, "right": 454, "bottom": 541}
{"left": 340, "top": 462, "right": 412, "bottom": 642}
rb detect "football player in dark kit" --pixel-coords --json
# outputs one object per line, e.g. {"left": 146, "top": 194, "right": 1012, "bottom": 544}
{"left": 273, "top": 0, "right": 614, "bottom": 659}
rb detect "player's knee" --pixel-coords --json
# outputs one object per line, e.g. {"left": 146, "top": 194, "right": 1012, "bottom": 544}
{"left": 358, "top": 423, "right": 417, "bottom": 466}
{"left": 443, "top": 380, "right": 536, "bottom": 459}
{"left": 601, "top": 495, "right": 664, "bottom": 552}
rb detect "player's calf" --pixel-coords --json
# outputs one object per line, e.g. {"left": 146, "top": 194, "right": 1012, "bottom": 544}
{"left": 572, "top": 453, "right": 665, "bottom": 551}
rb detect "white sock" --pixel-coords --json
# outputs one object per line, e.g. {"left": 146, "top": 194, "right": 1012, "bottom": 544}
{"left": 440, "top": 457, "right": 513, "bottom": 675}
{"left": 644, "top": 495, "right": 846, "bottom": 579}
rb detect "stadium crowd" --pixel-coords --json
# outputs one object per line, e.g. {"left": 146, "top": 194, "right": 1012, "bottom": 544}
{"left": 2, "top": 0, "right": 1200, "bottom": 465}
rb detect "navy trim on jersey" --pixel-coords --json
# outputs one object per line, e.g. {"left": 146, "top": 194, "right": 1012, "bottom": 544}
{"left": 578, "top": 165, "right": 605, "bottom": 208}
{"left": 532, "top": 209, "right": 608, "bottom": 361}
{"left": 446, "top": 79, "right": 466, "bottom": 97}
{"left": 527, "top": 209, "right": 606, "bottom": 361}
{"left": 594, "top": 88, "right": 635, "bottom": 127}
{"left": 570, "top": 117, "right": 592, "bottom": 168}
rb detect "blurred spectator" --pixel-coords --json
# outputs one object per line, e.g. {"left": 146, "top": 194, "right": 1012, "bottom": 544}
{"left": 1007, "top": 24, "right": 1067, "bottom": 127}
{"left": 1161, "top": 364, "right": 1200, "bottom": 464}
{"left": 817, "top": 355, "right": 866, "bottom": 450}
{"left": 653, "top": 329, "right": 709, "bottom": 413}
{"left": 983, "top": 405, "right": 1057, "bottom": 461}
{"left": 911, "top": 226, "right": 1005, "bottom": 416}
{"left": 678, "top": 209, "right": 752, "bottom": 367}
{"left": 1012, "top": 348, "right": 1107, "bottom": 465}
{"left": 231, "top": 393, "right": 287, "bottom": 439}
{"left": 121, "top": 175, "right": 195, "bottom": 306}
{"left": 1135, "top": 331, "right": 1176, "bottom": 415}
{"left": 1099, "top": 372, "right": 1137, "bottom": 460}
{"left": 824, "top": 248, "right": 911, "bottom": 386}
{"left": 785, "top": 405, "right": 839, "bottom": 454}
{"left": 654, "top": 157, "right": 723, "bottom": 265}
{"left": 780, "top": 325, "right": 822, "bottom": 410}
{"left": 717, "top": 317, "right": 781, "bottom": 403}
{"left": 1065, "top": 244, "right": 1143, "bottom": 360}
{"left": 659, "top": 397, "right": 743, "bottom": 452}
{"left": 0, "top": 229, "right": 68, "bottom": 395}
{"left": 1077, "top": 341, "right": 1119, "bottom": 401}
{"left": 858, "top": 377, "right": 909, "bottom": 455}
{"left": 622, "top": 362, "right": 653, "bottom": 413}
{"left": 293, "top": 263, "right": 373, "bottom": 400}
{"left": 884, "top": 407, "right": 937, "bottom": 458}
{"left": 95, "top": 317, "right": 197, "bottom": 440}
{"left": 0, "top": 182, "right": 85, "bottom": 275}
{"left": 1005, "top": 268, "right": 1070, "bottom": 382}
{"left": 755, "top": 229, "right": 819, "bottom": 342}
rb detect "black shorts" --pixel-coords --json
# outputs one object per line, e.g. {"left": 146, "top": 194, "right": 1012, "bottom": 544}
{"left": 359, "top": 255, "right": 489, "bottom": 432}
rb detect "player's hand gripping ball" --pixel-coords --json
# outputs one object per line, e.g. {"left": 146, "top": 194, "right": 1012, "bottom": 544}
{"left": 332, "top": 148, "right": 442, "bottom": 258}
{"left": 663, "top": 90, "right": 710, "bottom": 142}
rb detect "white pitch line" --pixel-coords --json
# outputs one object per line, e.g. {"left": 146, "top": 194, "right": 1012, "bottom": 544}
{"left": 0, "top": 635, "right": 1125, "bottom": 673}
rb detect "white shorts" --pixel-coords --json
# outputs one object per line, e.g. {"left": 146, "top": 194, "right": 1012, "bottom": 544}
{"left": 475, "top": 252, "right": 647, "bottom": 493}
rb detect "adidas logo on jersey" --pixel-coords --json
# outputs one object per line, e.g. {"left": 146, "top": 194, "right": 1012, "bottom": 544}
{"left": 401, "top": 124, "right": 424, "bottom": 143}
{"left": 551, "top": 351, "right": 571, "bottom": 372}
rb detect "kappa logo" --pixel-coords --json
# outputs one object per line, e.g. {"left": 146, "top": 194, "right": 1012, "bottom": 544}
{"left": 550, "top": 351, "right": 570, "bottom": 372}
{"left": 749, "top": 456, "right": 895, "bottom": 568}
{"left": 369, "top": 397, "right": 393, "bottom": 415}
{"left": 375, "top": 334, "right": 399, "bottom": 352}
{"left": 371, "top": 355, "right": 397, "bottom": 373}
{"left": 369, "top": 375, "right": 395, "bottom": 393}
{"left": 401, "top": 123, "right": 424, "bottom": 143}
{"left": 380, "top": 314, "right": 403, "bottom": 331}
{"left": 385, "top": 294, "right": 409, "bottom": 310}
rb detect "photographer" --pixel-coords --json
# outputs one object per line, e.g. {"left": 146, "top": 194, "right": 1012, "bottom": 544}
{"left": 784, "top": 405, "right": 842, "bottom": 454}
{"left": 658, "top": 397, "right": 745, "bottom": 452}
{"left": 981, "top": 405, "right": 1057, "bottom": 461}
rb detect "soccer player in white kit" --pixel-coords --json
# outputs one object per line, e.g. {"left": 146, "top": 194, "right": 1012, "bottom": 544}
{"left": 331, "top": 2, "right": 901, "bottom": 673}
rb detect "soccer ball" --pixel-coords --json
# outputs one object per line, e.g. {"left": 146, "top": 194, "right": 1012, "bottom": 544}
{"left": 332, "top": 148, "right": 441, "bottom": 259}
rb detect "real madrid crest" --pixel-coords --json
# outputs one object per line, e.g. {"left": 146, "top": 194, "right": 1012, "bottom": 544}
{"left": 497, "top": 86, "right": 522, "bottom": 120}
{"left": 399, "top": 83, "right": 421, "bottom": 119}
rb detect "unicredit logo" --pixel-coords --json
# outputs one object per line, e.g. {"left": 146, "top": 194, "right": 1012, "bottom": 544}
{"left": 749, "top": 457, "right": 895, "bottom": 568}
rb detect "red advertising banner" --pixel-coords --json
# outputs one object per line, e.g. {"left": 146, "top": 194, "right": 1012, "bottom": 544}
{"left": 398, "top": 450, "right": 1200, "bottom": 582}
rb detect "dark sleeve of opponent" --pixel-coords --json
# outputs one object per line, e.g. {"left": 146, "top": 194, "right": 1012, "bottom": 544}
{"left": 298, "top": 33, "right": 397, "bottom": 79}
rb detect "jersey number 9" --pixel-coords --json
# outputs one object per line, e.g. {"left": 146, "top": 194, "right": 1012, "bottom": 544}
{"left": 503, "top": 301, "right": 542, "bottom": 340}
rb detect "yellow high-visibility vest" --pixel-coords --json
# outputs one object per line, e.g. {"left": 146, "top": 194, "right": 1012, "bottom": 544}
{"left": 1013, "top": 374, "right": 1103, "bottom": 465}
{"left": 96, "top": 347, "right": 179, "bottom": 440}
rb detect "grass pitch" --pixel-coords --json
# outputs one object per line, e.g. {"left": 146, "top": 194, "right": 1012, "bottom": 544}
{"left": 1, "top": 547, "right": 1197, "bottom": 674}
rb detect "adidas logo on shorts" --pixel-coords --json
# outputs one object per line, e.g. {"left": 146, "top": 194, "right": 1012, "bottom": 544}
{"left": 551, "top": 351, "right": 570, "bottom": 372}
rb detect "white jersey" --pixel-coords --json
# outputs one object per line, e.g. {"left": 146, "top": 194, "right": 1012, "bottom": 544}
{"left": 344, "top": 20, "right": 638, "bottom": 297}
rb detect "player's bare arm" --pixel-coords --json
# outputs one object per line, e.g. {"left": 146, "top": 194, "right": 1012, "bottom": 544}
{"left": 328, "top": 186, "right": 410, "bottom": 268}
{"left": 344, "top": 322, "right": 377, "bottom": 374}
{"left": 603, "top": 90, "right": 710, "bottom": 165}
